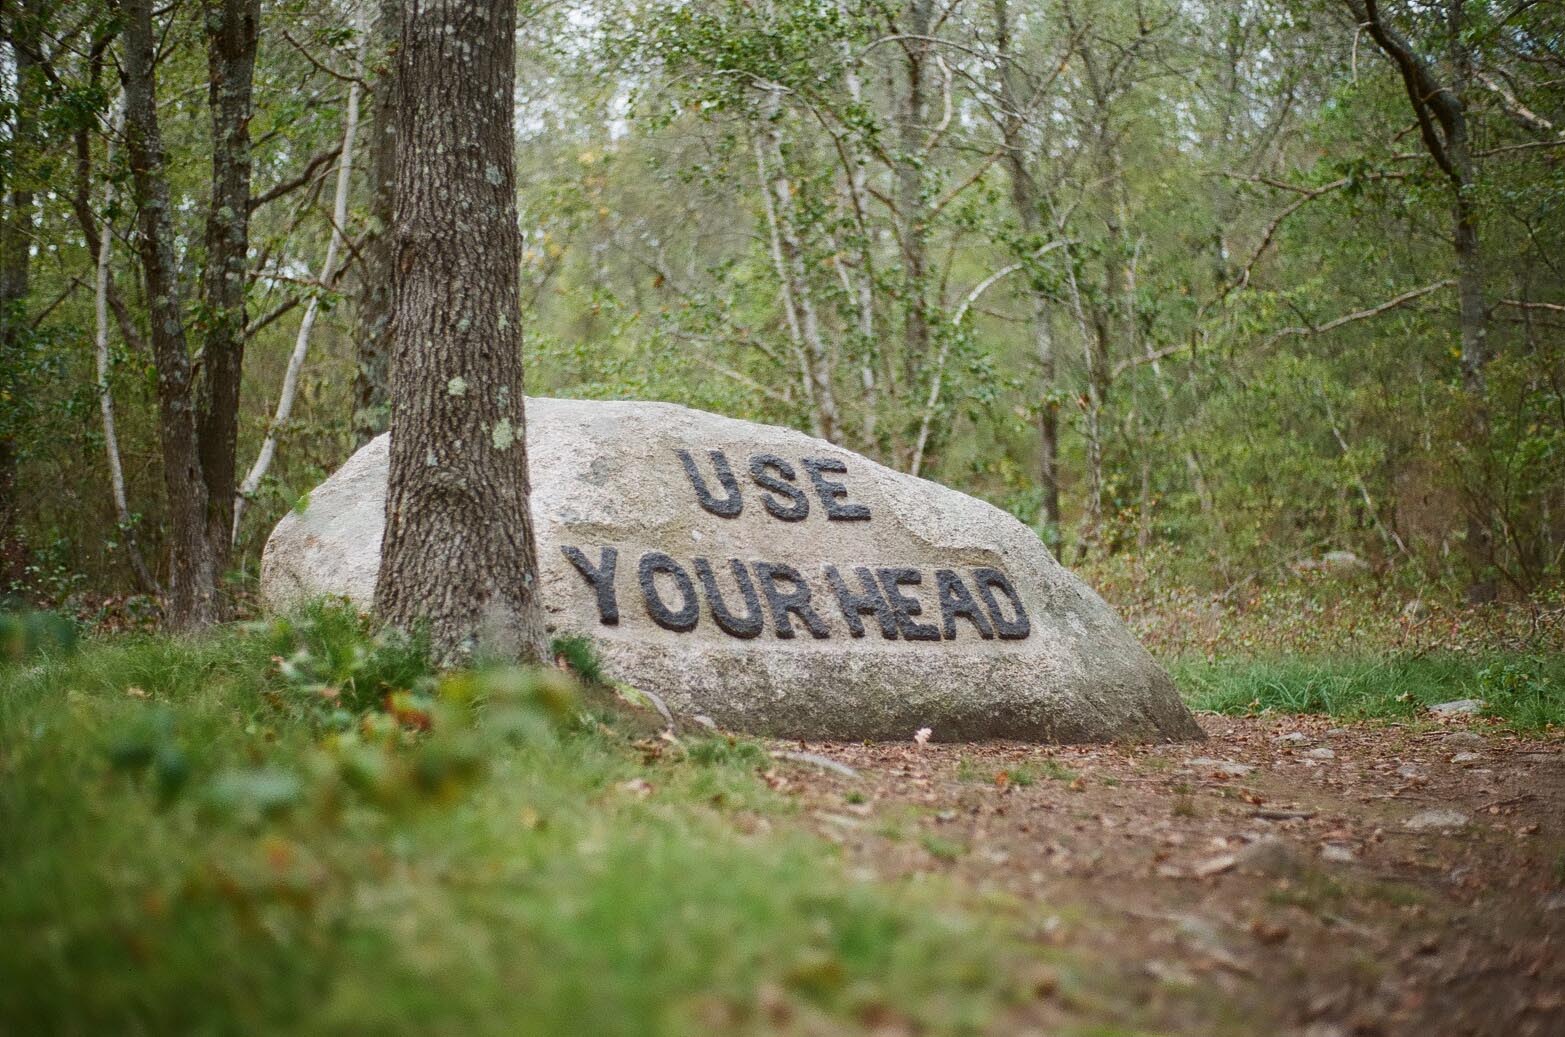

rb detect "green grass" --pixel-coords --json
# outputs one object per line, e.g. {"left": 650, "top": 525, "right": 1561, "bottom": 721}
{"left": 1173, "top": 653, "right": 1565, "bottom": 731}
{"left": 0, "top": 606, "right": 1026, "bottom": 1035}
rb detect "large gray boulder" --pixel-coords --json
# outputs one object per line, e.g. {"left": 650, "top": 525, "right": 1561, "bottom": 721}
{"left": 261, "top": 397, "right": 1201, "bottom": 743}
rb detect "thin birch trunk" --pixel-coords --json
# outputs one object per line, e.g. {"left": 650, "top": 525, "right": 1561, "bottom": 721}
{"left": 839, "top": 28, "right": 879, "bottom": 446}
{"left": 910, "top": 240, "right": 1070, "bottom": 477}
{"left": 94, "top": 96, "right": 159, "bottom": 593}
{"left": 752, "top": 132, "right": 818, "bottom": 436}
{"left": 753, "top": 88, "right": 838, "bottom": 442}
{"left": 233, "top": 16, "right": 365, "bottom": 543}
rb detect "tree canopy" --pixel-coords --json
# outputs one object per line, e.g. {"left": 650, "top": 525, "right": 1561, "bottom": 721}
{"left": 2, "top": 0, "right": 1562, "bottom": 611}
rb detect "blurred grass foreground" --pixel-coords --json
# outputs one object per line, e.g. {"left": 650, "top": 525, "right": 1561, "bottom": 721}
{"left": 0, "top": 604, "right": 1017, "bottom": 1035}
{"left": 2, "top": 597, "right": 1559, "bottom": 1033}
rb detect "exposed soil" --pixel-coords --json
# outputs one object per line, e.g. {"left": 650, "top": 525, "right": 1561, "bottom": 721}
{"left": 765, "top": 715, "right": 1565, "bottom": 1037}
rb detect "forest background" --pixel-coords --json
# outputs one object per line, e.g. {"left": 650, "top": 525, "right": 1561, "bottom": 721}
{"left": 3, "top": 0, "right": 1563, "bottom": 638}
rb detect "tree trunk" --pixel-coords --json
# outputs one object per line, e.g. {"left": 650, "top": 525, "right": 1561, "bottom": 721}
{"left": 354, "top": 0, "right": 401, "bottom": 448}
{"left": 95, "top": 95, "right": 160, "bottom": 594}
{"left": 1348, "top": 0, "right": 1494, "bottom": 599}
{"left": 0, "top": 6, "right": 39, "bottom": 581}
{"left": 1452, "top": 165, "right": 1494, "bottom": 602}
{"left": 197, "top": 0, "right": 260, "bottom": 580}
{"left": 122, "top": 0, "right": 221, "bottom": 629}
{"left": 234, "top": 25, "right": 365, "bottom": 543}
{"left": 374, "top": 0, "right": 549, "bottom": 663}
{"left": 991, "top": 0, "right": 1060, "bottom": 535}
{"left": 836, "top": 24, "right": 878, "bottom": 449}
{"left": 895, "top": 0, "right": 932, "bottom": 448}
{"left": 754, "top": 87, "right": 838, "bottom": 443}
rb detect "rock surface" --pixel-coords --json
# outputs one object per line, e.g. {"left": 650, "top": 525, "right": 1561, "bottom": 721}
{"left": 261, "top": 397, "right": 1201, "bottom": 743}
{"left": 1405, "top": 808, "right": 1470, "bottom": 832}
{"left": 1429, "top": 698, "right": 1484, "bottom": 716}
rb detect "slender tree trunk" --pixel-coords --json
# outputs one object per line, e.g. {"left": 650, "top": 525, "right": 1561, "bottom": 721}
{"left": 755, "top": 88, "right": 838, "bottom": 443}
{"left": 234, "top": 26, "right": 365, "bottom": 542}
{"left": 374, "top": 0, "right": 549, "bottom": 663}
{"left": 895, "top": 0, "right": 932, "bottom": 452}
{"left": 838, "top": 30, "right": 878, "bottom": 448}
{"left": 1030, "top": 296, "right": 1060, "bottom": 531}
{"left": 991, "top": 0, "right": 1060, "bottom": 535}
{"left": 122, "top": 0, "right": 221, "bottom": 629}
{"left": 1348, "top": 0, "right": 1495, "bottom": 599}
{"left": 95, "top": 95, "right": 159, "bottom": 593}
{"left": 753, "top": 132, "right": 819, "bottom": 436}
{"left": 0, "top": 8, "right": 39, "bottom": 579}
{"left": 353, "top": 0, "right": 401, "bottom": 448}
{"left": 197, "top": 0, "right": 260, "bottom": 580}
{"left": 1452, "top": 166, "right": 1494, "bottom": 602}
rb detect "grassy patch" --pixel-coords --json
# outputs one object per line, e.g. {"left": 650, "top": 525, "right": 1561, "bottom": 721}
{"left": 1173, "top": 653, "right": 1564, "bottom": 732}
{"left": 0, "top": 608, "right": 1026, "bottom": 1035}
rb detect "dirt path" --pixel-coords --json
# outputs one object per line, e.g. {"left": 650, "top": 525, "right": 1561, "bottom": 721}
{"left": 768, "top": 716, "right": 1565, "bottom": 1036}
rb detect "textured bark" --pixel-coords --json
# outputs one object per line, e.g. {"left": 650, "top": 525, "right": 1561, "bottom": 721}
{"left": 373, "top": 0, "right": 549, "bottom": 663}
{"left": 196, "top": 0, "right": 260, "bottom": 576}
{"left": 0, "top": 3, "right": 38, "bottom": 577}
{"left": 353, "top": 0, "right": 401, "bottom": 448}
{"left": 122, "top": 0, "right": 220, "bottom": 628}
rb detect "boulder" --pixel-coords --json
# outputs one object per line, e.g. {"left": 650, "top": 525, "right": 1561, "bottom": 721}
{"left": 260, "top": 397, "right": 1201, "bottom": 743}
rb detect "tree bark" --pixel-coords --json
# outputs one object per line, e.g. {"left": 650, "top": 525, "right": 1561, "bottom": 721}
{"left": 754, "top": 86, "right": 839, "bottom": 443}
{"left": 95, "top": 95, "right": 160, "bottom": 594}
{"left": 895, "top": 0, "right": 932, "bottom": 452}
{"left": 374, "top": 0, "right": 549, "bottom": 663}
{"left": 353, "top": 0, "right": 401, "bottom": 448}
{"left": 991, "top": 0, "right": 1060, "bottom": 535}
{"left": 196, "top": 0, "right": 260, "bottom": 579}
{"left": 0, "top": 4, "right": 40, "bottom": 579}
{"left": 1348, "top": 0, "right": 1493, "bottom": 600}
{"left": 122, "top": 0, "right": 221, "bottom": 628}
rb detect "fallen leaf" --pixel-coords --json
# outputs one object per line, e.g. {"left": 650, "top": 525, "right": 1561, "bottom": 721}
{"left": 1192, "top": 853, "right": 1238, "bottom": 878}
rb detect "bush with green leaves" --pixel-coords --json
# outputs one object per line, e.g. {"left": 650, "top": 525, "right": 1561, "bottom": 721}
{"left": 0, "top": 620, "right": 1029, "bottom": 1034}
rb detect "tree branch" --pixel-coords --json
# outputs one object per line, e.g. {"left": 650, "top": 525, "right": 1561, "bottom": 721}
{"left": 249, "top": 144, "right": 342, "bottom": 212}
{"left": 1263, "top": 279, "right": 1454, "bottom": 347}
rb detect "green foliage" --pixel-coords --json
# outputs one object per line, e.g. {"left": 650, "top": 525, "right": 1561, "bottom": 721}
{"left": 243, "top": 600, "right": 434, "bottom": 720}
{"left": 0, "top": 625, "right": 1026, "bottom": 1034}
{"left": 2, "top": 0, "right": 1561, "bottom": 616}
{"left": 684, "top": 734, "right": 768, "bottom": 768}
{"left": 550, "top": 633, "right": 606, "bottom": 686}
{"left": 1475, "top": 659, "right": 1563, "bottom": 733}
{"left": 1177, "top": 653, "right": 1565, "bottom": 733}
{"left": 0, "top": 610, "right": 78, "bottom": 663}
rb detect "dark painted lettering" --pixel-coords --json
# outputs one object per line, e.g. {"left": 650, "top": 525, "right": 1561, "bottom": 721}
{"left": 561, "top": 545, "right": 620, "bottom": 625}
{"left": 803, "top": 457, "right": 870, "bottom": 521}
{"left": 824, "top": 564, "right": 898, "bottom": 639}
{"left": 972, "top": 567, "right": 1031, "bottom": 640}
{"left": 676, "top": 449, "right": 743, "bottom": 518}
{"left": 875, "top": 567, "right": 941, "bottom": 641}
{"left": 694, "top": 557, "right": 765, "bottom": 639}
{"left": 934, "top": 568, "right": 994, "bottom": 640}
{"left": 637, "top": 551, "right": 700, "bottom": 632}
{"left": 748, "top": 454, "right": 810, "bottom": 521}
{"left": 753, "top": 561, "right": 831, "bottom": 639}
